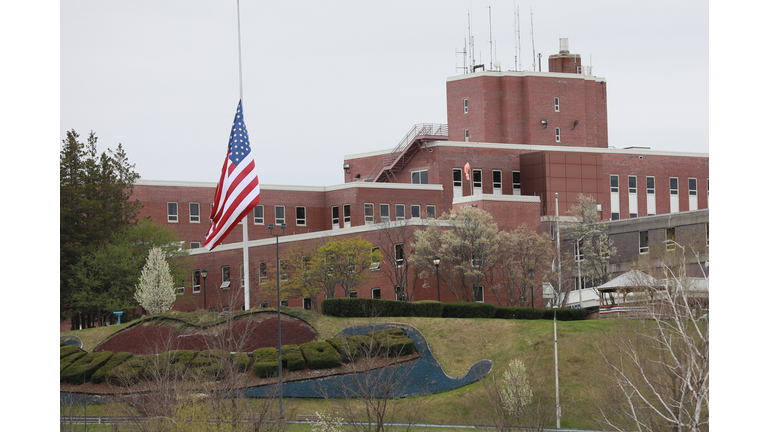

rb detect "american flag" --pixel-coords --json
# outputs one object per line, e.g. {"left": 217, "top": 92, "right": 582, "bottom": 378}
{"left": 204, "top": 100, "right": 260, "bottom": 250}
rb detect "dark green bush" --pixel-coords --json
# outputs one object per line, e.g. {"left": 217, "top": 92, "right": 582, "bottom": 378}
{"left": 495, "top": 306, "right": 544, "bottom": 320}
{"left": 154, "top": 350, "right": 198, "bottom": 377}
{"left": 60, "top": 345, "right": 82, "bottom": 360}
{"left": 60, "top": 352, "right": 86, "bottom": 373}
{"left": 441, "top": 302, "right": 498, "bottom": 318}
{"left": 233, "top": 352, "right": 251, "bottom": 372}
{"left": 90, "top": 351, "right": 133, "bottom": 384}
{"left": 300, "top": 340, "right": 342, "bottom": 369}
{"left": 326, "top": 337, "right": 358, "bottom": 361}
{"left": 61, "top": 351, "right": 114, "bottom": 384}
{"left": 107, "top": 355, "right": 152, "bottom": 386}
{"left": 371, "top": 328, "right": 415, "bottom": 357}
{"left": 253, "top": 347, "right": 279, "bottom": 378}
{"left": 542, "top": 307, "right": 588, "bottom": 321}
{"left": 189, "top": 350, "right": 225, "bottom": 380}
{"left": 281, "top": 344, "right": 306, "bottom": 371}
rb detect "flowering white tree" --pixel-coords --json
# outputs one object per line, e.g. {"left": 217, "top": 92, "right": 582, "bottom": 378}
{"left": 134, "top": 246, "right": 176, "bottom": 315}
{"left": 501, "top": 359, "right": 534, "bottom": 420}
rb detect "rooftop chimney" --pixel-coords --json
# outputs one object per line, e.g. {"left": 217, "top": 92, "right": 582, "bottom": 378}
{"left": 549, "top": 38, "right": 582, "bottom": 74}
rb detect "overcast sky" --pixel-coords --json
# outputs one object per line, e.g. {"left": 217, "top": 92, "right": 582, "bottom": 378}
{"left": 60, "top": 0, "right": 708, "bottom": 187}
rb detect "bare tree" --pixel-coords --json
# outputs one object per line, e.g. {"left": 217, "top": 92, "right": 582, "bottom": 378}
{"left": 565, "top": 194, "right": 616, "bottom": 290}
{"left": 598, "top": 251, "right": 709, "bottom": 432}
{"left": 375, "top": 221, "right": 417, "bottom": 301}
{"left": 494, "top": 227, "right": 556, "bottom": 308}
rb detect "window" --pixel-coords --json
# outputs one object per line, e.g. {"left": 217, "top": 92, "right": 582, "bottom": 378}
{"left": 254, "top": 205, "right": 264, "bottom": 224}
{"left": 610, "top": 175, "right": 619, "bottom": 193}
{"left": 193, "top": 270, "right": 201, "bottom": 293}
{"left": 349, "top": 291, "right": 358, "bottom": 298}
{"left": 410, "top": 205, "right": 421, "bottom": 219}
{"left": 670, "top": 177, "right": 679, "bottom": 195}
{"left": 463, "top": 98, "right": 468, "bottom": 114}
{"left": 411, "top": 170, "right": 428, "bottom": 184}
{"left": 380, "top": 204, "right": 390, "bottom": 222}
{"left": 281, "top": 300, "right": 288, "bottom": 307}
{"left": 453, "top": 169, "right": 462, "bottom": 188}
{"left": 296, "top": 206, "right": 306, "bottom": 226}
{"left": 611, "top": 212, "right": 619, "bottom": 221}
{"left": 167, "top": 202, "right": 178, "bottom": 222}
{"left": 259, "top": 261, "right": 267, "bottom": 284}
{"left": 646, "top": 176, "right": 655, "bottom": 195}
{"left": 396, "top": 204, "right": 405, "bottom": 221}
{"left": 554, "top": 97, "right": 560, "bottom": 112}
{"left": 639, "top": 231, "right": 649, "bottom": 254}
{"left": 260, "top": 301, "right": 269, "bottom": 308}
{"left": 364, "top": 203, "right": 374, "bottom": 224}
{"left": 177, "top": 286, "right": 185, "bottom": 295}
{"left": 221, "top": 266, "right": 230, "bottom": 289}
{"left": 555, "top": 128, "right": 561, "bottom": 142}
{"left": 332, "top": 206, "right": 339, "bottom": 227}
{"left": 189, "top": 203, "right": 200, "bottom": 223}
{"left": 240, "top": 264, "right": 245, "bottom": 288}
{"left": 665, "top": 228, "right": 676, "bottom": 251}
{"left": 370, "top": 247, "right": 380, "bottom": 270}
{"left": 372, "top": 288, "right": 381, "bottom": 300}
{"left": 628, "top": 176, "right": 637, "bottom": 194}
{"left": 574, "top": 239, "right": 585, "bottom": 262}
{"left": 426, "top": 205, "right": 436, "bottom": 219}
{"left": 492, "top": 170, "right": 502, "bottom": 192}
{"left": 395, "top": 243, "right": 404, "bottom": 268}
{"left": 464, "top": 129, "right": 469, "bottom": 142}
{"left": 303, "top": 298, "right": 311, "bottom": 310}
{"left": 689, "top": 178, "right": 697, "bottom": 196}
{"left": 343, "top": 204, "right": 351, "bottom": 225}
{"left": 473, "top": 285, "right": 484, "bottom": 303}
{"left": 473, "top": 169, "right": 482, "bottom": 192}
{"left": 190, "top": 242, "right": 201, "bottom": 249}
{"left": 275, "top": 206, "right": 286, "bottom": 225}
{"left": 279, "top": 260, "right": 288, "bottom": 281}
{"left": 513, "top": 171, "right": 521, "bottom": 195}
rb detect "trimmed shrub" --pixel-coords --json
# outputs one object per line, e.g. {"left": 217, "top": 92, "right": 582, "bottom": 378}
{"left": 153, "top": 350, "right": 198, "bottom": 377}
{"left": 495, "top": 306, "right": 544, "bottom": 320}
{"left": 189, "top": 350, "right": 225, "bottom": 380}
{"left": 61, "top": 351, "right": 114, "bottom": 384}
{"left": 60, "top": 352, "right": 86, "bottom": 373}
{"left": 253, "top": 347, "right": 279, "bottom": 378}
{"left": 326, "top": 337, "right": 358, "bottom": 361}
{"left": 542, "top": 307, "right": 588, "bottom": 321}
{"left": 106, "top": 354, "right": 152, "bottom": 386}
{"left": 90, "top": 351, "right": 133, "bottom": 384}
{"left": 60, "top": 345, "right": 82, "bottom": 360}
{"left": 371, "top": 328, "right": 415, "bottom": 357}
{"left": 281, "top": 344, "right": 306, "bottom": 371}
{"left": 233, "top": 352, "right": 251, "bottom": 372}
{"left": 441, "top": 302, "right": 498, "bottom": 319}
{"left": 300, "top": 340, "right": 342, "bottom": 369}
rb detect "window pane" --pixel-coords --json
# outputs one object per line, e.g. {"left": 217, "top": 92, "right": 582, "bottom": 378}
{"left": 254, "top": 205, "right": 264, "bottom": 223}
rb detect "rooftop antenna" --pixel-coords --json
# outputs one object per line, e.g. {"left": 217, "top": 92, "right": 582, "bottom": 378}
{"left": 530, "top": 8, "right": 536, "bottom": 71}
{"left": 514, "top": 1, "right": 521, "bottom": 71}
{"left": 456, "top": 38, "right": 468, "bottom": 74}
{"left": 488, "top": 6, "right": 493, "bottom": 68}
{"left": 468, "top": 8, "right": 476, "bottom": 71}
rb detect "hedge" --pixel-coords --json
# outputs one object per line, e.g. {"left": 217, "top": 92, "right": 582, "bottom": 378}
{"left": 154, "top": 350, "right": 198, "bottom": 377}
{"left": 61, "top": 345, "right": 82, "bottom": 360}
{"left": 299, "top": 340, "right": 342, "bottom": 369}
{"left": 106, "top": 354, "right": 153, "bottom": 386}
{"left": 253, "top": 347, "right": 279, "bottom": 378}
{"left": 442, "top": 302, "right": 498, "bottom": 319}
{"left": 281, "top": 344, "right": 306, "bottom": 372}
{"left": 61, "top": 351, "right": 114, "bottom": 384}
{"left": 60, "top": 352, "right": 86, "bottom": 373}
{"left": 322, "top": 298, "right": 587, "bottom": 321}
{"left": 326, "top": 337, "right": 359, "bottom": 361}
{"left": 321, "top": 298, "right": 444, "bottom": 318}
{"left": 90, "top": 351, "right": 133, "bottom": 384}
{"left": 371, "top": 328, "right": 415, "bottom": 357}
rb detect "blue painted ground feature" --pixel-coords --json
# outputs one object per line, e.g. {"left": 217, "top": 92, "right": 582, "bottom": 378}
{"left": 241, "top": 323, "right": 492, "bottom": 398}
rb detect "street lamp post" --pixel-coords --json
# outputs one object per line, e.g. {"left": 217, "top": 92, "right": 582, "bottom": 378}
{"left": 268, "top": 223, "right": 286, "bottom": 419}
{"left": 201, "top": 269, "right": 208, "bottom": 311}
{"left": 433, "top": 256, "right": 441, "bottom": 302}
{"left": 554, "top": 304, "right": 561, "bottom": 429}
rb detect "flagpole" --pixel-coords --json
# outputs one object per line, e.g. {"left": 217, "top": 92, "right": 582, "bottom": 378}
{"left": 236, "top": 0, "right": 251, "bottom": 310}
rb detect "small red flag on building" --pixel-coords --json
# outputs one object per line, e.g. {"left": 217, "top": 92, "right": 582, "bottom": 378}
{"left": 204, "top": 100, "right": 261, "bottom": 251}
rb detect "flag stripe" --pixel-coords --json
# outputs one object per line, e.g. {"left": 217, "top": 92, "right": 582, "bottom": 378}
{"left": 204, "top": 100, "right": 261, "bottom": 251}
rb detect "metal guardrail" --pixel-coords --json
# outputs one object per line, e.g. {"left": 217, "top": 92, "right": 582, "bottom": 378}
{"left": 365, "top": 123, "right": 448, "bottom": 182}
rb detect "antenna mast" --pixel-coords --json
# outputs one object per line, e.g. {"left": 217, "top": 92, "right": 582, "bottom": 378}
{"left": 488, "top": 6, "right": 493, "bottom": 68}
{"left": 530, "top": 8, "right": 536, "bottom": 71}
{"left": 514, "top": 2, "right": 521, "bottom": 71}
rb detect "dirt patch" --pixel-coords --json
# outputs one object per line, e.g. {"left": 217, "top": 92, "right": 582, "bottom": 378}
{"left": 94, "top": 313, "right": 317, "bottom": 355}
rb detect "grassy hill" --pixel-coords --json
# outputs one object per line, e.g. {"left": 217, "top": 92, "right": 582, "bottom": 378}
{"left": 60, "top": 307, "right": 619, "bottom": 429}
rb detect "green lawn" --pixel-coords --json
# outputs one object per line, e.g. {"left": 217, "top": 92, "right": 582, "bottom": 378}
{"left": 61, "top": 310, "right": 619, "bottom": 429}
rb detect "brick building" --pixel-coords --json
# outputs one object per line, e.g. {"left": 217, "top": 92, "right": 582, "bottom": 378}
{"left": 130, "top": 40, "right": 708, "bottom": 313}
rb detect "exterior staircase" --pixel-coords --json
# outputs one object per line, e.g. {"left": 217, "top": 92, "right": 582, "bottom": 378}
{"left": 364, "top": 123, "right": 449, "bottom": 182}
